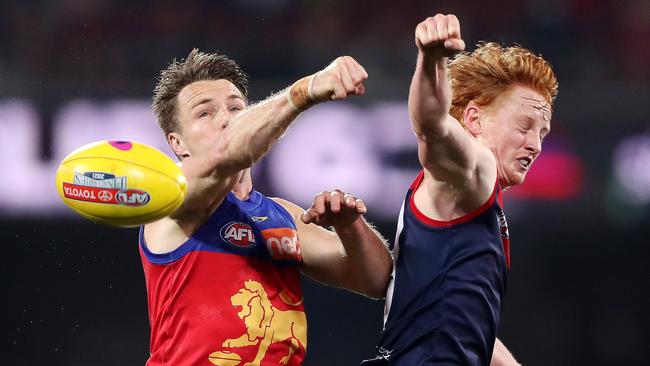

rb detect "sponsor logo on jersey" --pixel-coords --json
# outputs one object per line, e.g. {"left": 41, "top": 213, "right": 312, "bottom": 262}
{"left": 496, "top": 206, "right": 511, "bottom": 269}
{"left": 62, "top": 171, "right": 149, "bottom": 206}
{"left": 250, "top": 216, "right": 268, "bottom": 223}
{"left": 496, "top": 207, "right": 509, "bottom": 239}
{"left": 220, "top": 222, "right": 256, "bottom": 248}
{"left": 262, "top": 228, "right": 302, "bottom": 261}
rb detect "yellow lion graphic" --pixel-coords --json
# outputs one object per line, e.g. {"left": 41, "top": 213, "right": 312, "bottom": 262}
{"left": 213, "top": 280, "right": 307, "bottom": 366}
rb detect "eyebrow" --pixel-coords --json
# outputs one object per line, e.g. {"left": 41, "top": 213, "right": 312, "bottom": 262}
{"left": 228, "top": 94, "right": 246, "bottom": 104}
{"left": 191, "top": 94, "right": 245, "bottom": 110}
{"left": 191, "top": 98, "right": 212, "bottom": 110}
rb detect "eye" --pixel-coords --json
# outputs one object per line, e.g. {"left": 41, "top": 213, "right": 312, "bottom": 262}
{"left": 540, "top": 132, "right": 548, "bottom": 142}
{"left": 229, "top": 106, "right": 242, "bottom": 112}
{"left": 199, "top": 111, "right": 210, "bottom": 118}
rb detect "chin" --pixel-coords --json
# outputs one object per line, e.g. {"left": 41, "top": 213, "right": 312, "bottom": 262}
{"left": 514, "top": 173, "right": 527, "bottom": 186}
{"left": 505, "top": 171, "right": 526, "bottom": 187}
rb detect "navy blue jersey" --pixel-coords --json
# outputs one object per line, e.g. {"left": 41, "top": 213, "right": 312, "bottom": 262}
{"left": 376, "top": 171, "right": 510, "bottom": 366}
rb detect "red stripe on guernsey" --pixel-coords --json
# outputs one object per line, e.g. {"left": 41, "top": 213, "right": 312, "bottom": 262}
{"left": 409, "top": 170, "right": 426, "bottom": 190}
{"left": 408, "top": 170, "right": 498, "bottom": 227}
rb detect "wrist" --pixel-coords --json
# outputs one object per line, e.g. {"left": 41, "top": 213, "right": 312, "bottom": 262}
{"left": 332, "top": 216, "right": 365, "bottom": 234}
{"left": 287, "top": 73, "right": 317, "bottom": 111}
{"left": 419, "top": 51, "right": 446, "bottom": 67}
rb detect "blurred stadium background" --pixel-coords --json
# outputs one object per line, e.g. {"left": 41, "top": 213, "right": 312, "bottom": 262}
{"left": 3, "top": 0, "right": 649, "bottom": 365}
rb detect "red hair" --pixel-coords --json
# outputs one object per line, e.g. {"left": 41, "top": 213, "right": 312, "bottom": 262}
{"left": 449, "top": 42, "right": 558, "bottom": 126}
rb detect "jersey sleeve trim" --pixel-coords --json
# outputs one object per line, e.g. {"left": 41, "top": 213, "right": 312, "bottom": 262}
{"left": 408, "top": 170, "right": 498, "bottom": 228}
{"left": 139, "top": 226, "right": 200, "bottom": 265}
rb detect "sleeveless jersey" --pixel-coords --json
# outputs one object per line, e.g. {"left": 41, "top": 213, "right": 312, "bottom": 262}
{"left": 377, "top": 171, "right": 510, "bottom": 365}
{"left": 139, "top": 190, "right": 307, "bottom": 366}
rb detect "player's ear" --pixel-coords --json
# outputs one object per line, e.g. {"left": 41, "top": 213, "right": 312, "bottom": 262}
{"left": 168, "top": 132, "right": 190, "bottom": 159}
{"left": 464, "top": 103, "right": 482, "bottom": 137}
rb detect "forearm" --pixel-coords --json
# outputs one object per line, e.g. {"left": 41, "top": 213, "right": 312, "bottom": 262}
{"left": 333, "top": 217, "right": 392, "bottom": 298}
{"left": 212, "top": 55, "right": 367, "bottom": 177}
{"left": 217, "top": 88, "right": 303, "bottom": 175}
{"left": 408, "top": 52, "right": 451, "bottom": 138}
{"left": 491, "top": 338, "right": 520, "bottom": 366}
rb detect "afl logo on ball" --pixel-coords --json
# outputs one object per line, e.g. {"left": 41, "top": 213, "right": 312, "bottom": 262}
{"left": 220, "top": 222, "right": 256, "bottom": 248}
{"left": 116, "top": 189, "right": 150, "bottom": 206}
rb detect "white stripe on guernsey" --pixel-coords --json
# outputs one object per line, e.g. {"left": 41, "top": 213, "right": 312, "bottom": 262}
{"left": 383, "top": 199, "right": 406, "bottom": 327}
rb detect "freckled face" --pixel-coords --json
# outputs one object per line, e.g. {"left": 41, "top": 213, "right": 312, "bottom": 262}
{"left": 174, "top": 79, "right": 246, "bottom": 158}
{"left": 478, "top": 85, "right": 552, "bottom": 188}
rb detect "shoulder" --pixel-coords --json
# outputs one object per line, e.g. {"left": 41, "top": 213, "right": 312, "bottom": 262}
{"left": 269, "top": 197, "right": 305, "bottom": 218}
{"left": 417, "top": 144, "right": 497, "bottom": 217}
{"left": 143, "top": 216, "right": 192, "bottom": 254}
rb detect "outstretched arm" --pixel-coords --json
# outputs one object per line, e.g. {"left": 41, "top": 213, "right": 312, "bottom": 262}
{"left": 273, "top": 191, "right": 392, "bottom": 299}
{"left": 409, "top": 14, "right": 490, "bottom": 187}
{"left": 176, "top": 57, "right": 368, "bottom": 217}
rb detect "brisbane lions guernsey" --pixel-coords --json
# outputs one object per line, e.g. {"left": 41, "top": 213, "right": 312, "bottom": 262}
{"left": 139, "top": 190, "right": 306, "bottom": 366}
{"left": 376, "top": 171, "right": 510, "bottom": 366}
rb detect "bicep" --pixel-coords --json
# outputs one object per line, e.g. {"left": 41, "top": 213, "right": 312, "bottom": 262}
{"left": 415, "top": 115, "right": 482, "bottom": 185}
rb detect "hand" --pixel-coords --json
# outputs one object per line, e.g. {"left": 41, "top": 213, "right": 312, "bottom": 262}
{"left": 415, "top": 14, "right": 465, "bottom": 59}
{"left": 301, "top": 190, "right": 367, "bottom": 228}
{"left": 311, "top": 56, "right": 368, "bottom": 102}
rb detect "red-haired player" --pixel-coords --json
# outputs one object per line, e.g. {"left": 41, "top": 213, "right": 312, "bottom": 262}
{"left": 364, "top": 13, "right": 558, "bottom": 366}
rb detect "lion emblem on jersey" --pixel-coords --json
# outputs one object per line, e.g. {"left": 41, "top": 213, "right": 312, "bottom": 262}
{"left": 209, "top": 280, "right": 307, "bottom": 366}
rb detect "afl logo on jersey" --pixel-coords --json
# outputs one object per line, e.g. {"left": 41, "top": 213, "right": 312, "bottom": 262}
{"left": 220, "top": 222, "right": 256, "bottom": 248}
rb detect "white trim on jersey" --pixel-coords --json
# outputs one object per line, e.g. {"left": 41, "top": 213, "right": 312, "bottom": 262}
{"left": 383, "top": 199, "right": 406, "bottom": 327}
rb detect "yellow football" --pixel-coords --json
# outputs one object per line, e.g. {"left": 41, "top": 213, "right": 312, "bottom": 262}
{"left": 55, "top": 140, "right": 186, "bottom": 227}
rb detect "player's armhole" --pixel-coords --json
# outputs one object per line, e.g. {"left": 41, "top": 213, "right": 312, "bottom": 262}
{"left": 139, "top": 226, "right": 199, "bottom": 265}
{"left": 408, "top": 170, "right": 498, "bottom": 227}
{"left": 269, "top": 197, "right": 302, "bottom": 227}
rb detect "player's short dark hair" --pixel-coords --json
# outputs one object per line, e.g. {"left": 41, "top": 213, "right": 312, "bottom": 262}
{"left": 152, "top": 49, "right": 249, "bottom": 135}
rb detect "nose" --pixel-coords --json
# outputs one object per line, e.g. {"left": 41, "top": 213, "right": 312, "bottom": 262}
{"left": 218, "top": 105, "right": 235, "bottom": 129}
{"left": 525, "top": 132, "right": 542, "bottom": 155}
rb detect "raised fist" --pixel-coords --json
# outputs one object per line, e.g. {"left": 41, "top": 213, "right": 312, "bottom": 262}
{"left": 415, "top": 14, "right": 465, "bottom": 58}
{"left": 311, "top": 56, "right": 368, "bottom": 101}
{"left": 287, "top": 56, "right": 368, "bottom": 111}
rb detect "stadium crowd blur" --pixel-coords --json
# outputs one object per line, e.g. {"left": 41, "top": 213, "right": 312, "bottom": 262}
{"left": 2, "top": 0, "right": 648, "bottom": 98}
{"left": 4, "top": 0, "right": 649, "bottom": 365}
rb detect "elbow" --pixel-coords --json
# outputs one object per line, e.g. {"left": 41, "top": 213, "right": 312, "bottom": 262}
{"left": 210, "top": 135, "right": 259, "bottom": 176}
{"left": 355, "top": 260, "right": 393, "bottom": 300}
{"left": 205, "top": 142, "right": 231, "bottom": 175}
{"left": 364, "top": 286, "right": 388, "bottom": 300}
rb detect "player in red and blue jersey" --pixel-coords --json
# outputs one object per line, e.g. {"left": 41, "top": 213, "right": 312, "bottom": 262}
{"left": 363, "top": 14, "right": 558, "bottom": 366}
{"left": 142, "top": 50, "right": 391, "bottom": 366}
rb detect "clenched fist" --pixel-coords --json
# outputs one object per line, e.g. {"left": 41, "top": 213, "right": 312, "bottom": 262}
{"left": 287, "top": 56, "right": 368, "bottom": 111}
{"left": 415, "top": 14, "right": 465, "bottom": 59}
{"left": 312, "top": 56, "right": 368, "bottom": 101}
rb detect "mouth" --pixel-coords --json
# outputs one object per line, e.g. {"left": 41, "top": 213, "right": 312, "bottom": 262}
{"left": 518, "top": 157, "right": 533, "bottom": 171}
